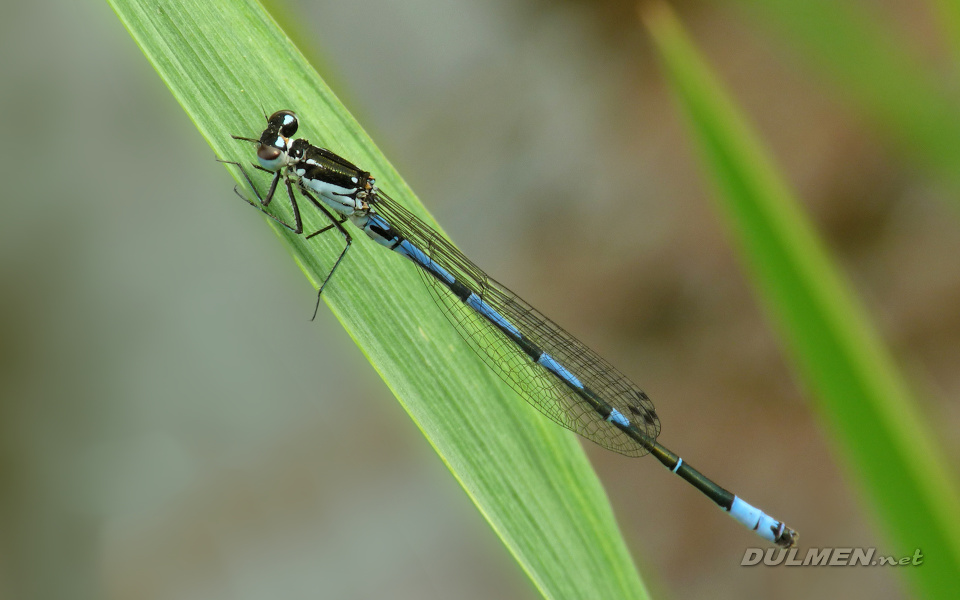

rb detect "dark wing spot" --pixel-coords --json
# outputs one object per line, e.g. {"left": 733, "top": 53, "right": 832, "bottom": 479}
{"left": 627, "top": 391, "right": 657, "bottom": 425}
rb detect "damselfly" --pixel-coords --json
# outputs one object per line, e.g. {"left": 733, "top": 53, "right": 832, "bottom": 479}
{"left": 222, "top": 110, "right": 798, "bottom": 548}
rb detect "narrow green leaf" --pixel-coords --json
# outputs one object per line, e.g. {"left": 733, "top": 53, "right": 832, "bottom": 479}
{"left": 730, "top": 0, "right": 960, "bottom": 197}
{"left": 105, "top": 0, "right": 648, "bottom": 597}
{"left": 644, "top": 4, "right": 960, "bottom": 598}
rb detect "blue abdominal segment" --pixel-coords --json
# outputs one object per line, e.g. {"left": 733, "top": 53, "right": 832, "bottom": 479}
{"left": 606, "top": 408, "right": 630, "bottom": 428}
{"left": 465, "top": 293, "right": 521, "bottom": 338}
{"left": 394, "top": 239, "right": 456, "bottom": 286}
{"left": 537, "top": 352, "right": 583, "bottom": 390}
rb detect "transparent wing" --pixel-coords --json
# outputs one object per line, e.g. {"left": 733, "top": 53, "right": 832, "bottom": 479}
{"left": 372, "top": 192, "right": 661, "bottom": 457}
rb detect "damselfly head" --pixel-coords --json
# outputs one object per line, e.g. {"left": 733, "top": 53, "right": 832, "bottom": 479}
{"left": 252, "top": 110, "right": 300, "bottom": 171}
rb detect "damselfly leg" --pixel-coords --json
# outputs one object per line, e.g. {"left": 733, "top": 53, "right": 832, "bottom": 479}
{"left": 221, "top": 158, "right": 353, "bottom": 318}
{"left": 296, "top": 184, "right": 353, "bottom": 318}
{"left": 218, "top": 158, "right": 303, "bottom": 234}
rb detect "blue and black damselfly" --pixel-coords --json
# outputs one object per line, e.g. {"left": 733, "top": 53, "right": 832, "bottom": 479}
{"left": 222, "top": 110, "right": 798, "bottom": 548}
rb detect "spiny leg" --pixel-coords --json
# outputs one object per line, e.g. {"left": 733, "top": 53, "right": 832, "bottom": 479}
{"left": 305, "top": 218, "right": 348, "bottom": 240}
{"left": 217, "top": 159, "right": 280, "bottom": 205}
{"left": 295, "top": 184, "right": 354, "bottom": 319}
{"left": 218, "top": 160, "right": 303, "bottom": 234}
{"left": 221, "top": 158, "right": 354, "bottom": 319}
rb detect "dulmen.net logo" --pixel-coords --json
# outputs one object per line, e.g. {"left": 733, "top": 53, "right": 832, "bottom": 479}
{"left": 741, "top": 547, "right": 924, "bottom": 567}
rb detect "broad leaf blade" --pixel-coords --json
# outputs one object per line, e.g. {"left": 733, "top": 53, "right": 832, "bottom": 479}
{"left": 106, "top": 0, "right": 648, "bottom": 598}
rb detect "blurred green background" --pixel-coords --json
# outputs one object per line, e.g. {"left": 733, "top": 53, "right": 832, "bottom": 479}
{"left": 2, "top": 0, "right": 958, "bottom": 599}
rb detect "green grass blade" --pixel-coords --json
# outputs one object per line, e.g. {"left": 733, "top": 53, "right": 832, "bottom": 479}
{"left": 728, "top": 0, "right": 960, "bottom": 197}
{"left": 105, "top": 0, "right": 648, "bottom": 597}
{"left": 644, "top": 4, "right": 960, "bottom": 598}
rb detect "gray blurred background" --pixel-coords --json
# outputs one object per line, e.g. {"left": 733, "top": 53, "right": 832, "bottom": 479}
{"left": 2, "top": 0, "right": 958, "bottom": 599}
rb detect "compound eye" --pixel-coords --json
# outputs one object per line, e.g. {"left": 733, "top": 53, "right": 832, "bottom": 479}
{"left": 256, "top": 143, "right": 285, "bottom": 171}
{"left": 258, "top": 145, "right": 282, "bottom": 162}
{"left": 268, "top": 110, "right": 298, "bottom": 137}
